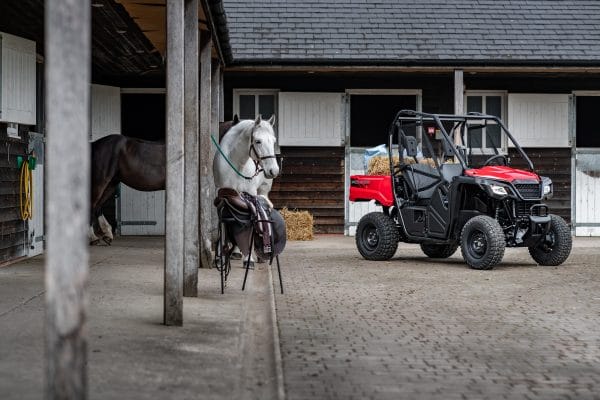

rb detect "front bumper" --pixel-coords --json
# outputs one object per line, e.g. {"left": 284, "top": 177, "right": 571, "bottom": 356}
{"left": 523, "top": 215, "right": 552, "bottom": 247}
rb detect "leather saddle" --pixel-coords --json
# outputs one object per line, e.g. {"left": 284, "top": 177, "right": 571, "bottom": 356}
{"left": 214, "top": 188, "right": 273, "bottom": 255}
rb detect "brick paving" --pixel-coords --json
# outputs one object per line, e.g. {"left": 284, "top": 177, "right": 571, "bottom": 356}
{"left": 274, "top": 236, "right": 600, "bottom": 400}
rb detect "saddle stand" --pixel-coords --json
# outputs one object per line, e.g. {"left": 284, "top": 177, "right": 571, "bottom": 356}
{"left": 214, "top": 188, "right": 284, "bottom": 295}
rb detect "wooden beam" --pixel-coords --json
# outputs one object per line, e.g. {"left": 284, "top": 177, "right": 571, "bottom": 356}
{"left": 210, "top": 59, "right": 221, "bottom": 236}
{"left": 183, "top": 0, "right": 199, "bottom": 297}
{"left": 165, "top": 0, "right": 185, "bottom": 326}
{"left": 199, "top": 31, "right": 213, "bottom": 269}
{"left": 219, "top": 67, "right": 224, "bottom": 121}
{"left": 45, "top": 0, "right": 91, "bottom": 398}
{"left": 454, "top": 69, "right": 464, "bottom": 148}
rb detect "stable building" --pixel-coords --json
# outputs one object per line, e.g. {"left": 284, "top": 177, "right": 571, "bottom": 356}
{"left": 0, "top": 0, "right": 229, "bottom": 266}
{"left": 215, "top": 0, "right": 600, "bottom": 236}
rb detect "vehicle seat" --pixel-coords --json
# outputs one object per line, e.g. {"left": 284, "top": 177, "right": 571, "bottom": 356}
{"left": 439, "top": 163, "right": 464, "bottom": 184}
{"left": 402, "top": 163, "right": 441, "bottom": 200}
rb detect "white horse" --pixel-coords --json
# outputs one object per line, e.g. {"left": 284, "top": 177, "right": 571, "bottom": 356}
{"left": 213, "top": 114, "right": 279, "bottom": 263}
{"left": 213, "top": 114, "right": 278, "bottom": 199}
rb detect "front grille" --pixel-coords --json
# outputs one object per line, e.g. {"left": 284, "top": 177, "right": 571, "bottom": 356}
{"left": 514, "top": 183, "right": 541, "bottom": 199}
{"left": 515, "top": 201, "right": 542, "bottom": 217}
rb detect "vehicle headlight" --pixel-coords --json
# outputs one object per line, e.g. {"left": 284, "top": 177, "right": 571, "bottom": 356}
{"left": 541, "top": 176, "right": 553, "bottom": 199}
{"left": 490, "top": 185, "right": 508, "bottom": 196}
{"left": 543, "top": 185, "right": 552, "bottom": 195}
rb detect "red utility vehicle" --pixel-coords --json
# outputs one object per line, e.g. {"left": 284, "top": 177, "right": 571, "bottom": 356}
{"left": 350, "top": 110, "right": 571, "bottom": 269}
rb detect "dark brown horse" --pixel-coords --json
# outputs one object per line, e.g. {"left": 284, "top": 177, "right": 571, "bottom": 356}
{"left": 90, "top": 135, "right": 165, "bottom": 243}
{"left": 90, "top": 119, "right": 239, "bottom": 244}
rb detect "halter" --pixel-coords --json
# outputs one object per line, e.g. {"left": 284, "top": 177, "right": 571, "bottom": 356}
{"left": 248, "top": 125, "right": 277, "bottom": 179}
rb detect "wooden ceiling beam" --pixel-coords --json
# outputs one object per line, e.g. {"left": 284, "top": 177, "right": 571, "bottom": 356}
{"left": 115, "top": 0, "right": 211, "bottom": 56}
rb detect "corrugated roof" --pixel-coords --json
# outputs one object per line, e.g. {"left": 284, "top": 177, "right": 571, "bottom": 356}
{"left": 222, "top": 0, "right": 600, "bottom": 66}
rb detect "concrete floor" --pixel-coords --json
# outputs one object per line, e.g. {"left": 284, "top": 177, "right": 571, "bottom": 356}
{"left": 1, "top": 235, "right": 599, "bottom": 399}
{"left": 0, "top": 237, "right": 282, "bottom": 400}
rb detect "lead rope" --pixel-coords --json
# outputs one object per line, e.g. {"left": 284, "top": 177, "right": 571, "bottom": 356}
{"left": 211, "top": 134, "right": 262, "bottom": 180}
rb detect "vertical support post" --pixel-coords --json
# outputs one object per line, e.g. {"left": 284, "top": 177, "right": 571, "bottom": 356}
{"left": 183, "top": 0, "right": 199, "bottom": 297}
{"left": 165, "top": 0, "right": 185, "bottom": 325}
{"left": 210, "top": 60, "right": 221, "bottom": 236}
{"left": 45, "top": 0, "right": 91, "bottom": 398}
{"left": 199, "top": 31, "right": 213, "bottom": 269}
{"left": 454, "top": 69, "right": 464, "bottom": 147}
{"left": 219, "top": 68, "right": 224, "bottom": 122}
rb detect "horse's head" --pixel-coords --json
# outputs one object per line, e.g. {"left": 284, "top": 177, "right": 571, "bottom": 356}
{"left": 250, "top": 115, "right": 279, "bottom": 179}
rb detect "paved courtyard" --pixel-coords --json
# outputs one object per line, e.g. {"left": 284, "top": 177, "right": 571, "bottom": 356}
{"left": 275, "top": 236, "right": 600, "bottom": 400}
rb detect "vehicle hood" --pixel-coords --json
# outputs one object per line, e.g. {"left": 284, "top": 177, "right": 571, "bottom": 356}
{"left": 464, "top": 166, "right": 540, "bottom": 182}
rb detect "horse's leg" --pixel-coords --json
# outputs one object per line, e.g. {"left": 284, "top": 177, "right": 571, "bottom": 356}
{"left": 90, "top": 173, "right": 113, "bottom": 245}
{"left": 98, "top": 215, "right": 114, "bottom": 245}
{"left": 93, "top": 183, "right": 118, "bottom": 245}
{"left": 89, "top": 225, "right": 100, "bottom": 245}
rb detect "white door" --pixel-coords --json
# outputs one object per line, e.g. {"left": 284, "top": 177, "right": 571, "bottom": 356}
{"left": 278, "top": 92, "right": 344, "bottom": 146}
{"left": 574, "top": 152, "right": 600, "bottom": 236}
{"left": 91, "top": 84, "right": 121, "bottom": 140}
{"left": 119, "top": 186, "right": 165, "bottom": 235}
{"left": 573, "top": 95, "right": 600, "bottom": 236}
{"left": 28, "top": 132, "right": 44, "bottom": 256}
{"left": 347, "top": 148, "right": 381, "bottom": 236}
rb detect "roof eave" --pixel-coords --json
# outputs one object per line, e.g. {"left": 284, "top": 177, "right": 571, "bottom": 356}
{"left": 225, "top": 58, "right": 600, "bottom": 69}
{"left": 203, "top": 0, "right": 233, "bottom": 65}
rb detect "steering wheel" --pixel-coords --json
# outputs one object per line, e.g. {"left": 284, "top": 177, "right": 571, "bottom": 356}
{"left": 483, "top": 154, "right": 508, "bottom": 167}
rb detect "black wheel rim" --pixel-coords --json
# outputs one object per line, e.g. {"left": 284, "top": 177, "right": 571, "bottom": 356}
{"left": 362, "top": 224, "right": 379, "bottom": 251}
{"left": 468, "top": 230, "right": 487, "bottom": 259}
{"left": 538, "top": 230, "right": 556, "bottom": 253}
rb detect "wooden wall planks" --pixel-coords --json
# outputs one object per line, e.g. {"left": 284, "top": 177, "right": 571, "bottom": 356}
{"left": 270, "top": 146, "right": 345, "bottom": 234}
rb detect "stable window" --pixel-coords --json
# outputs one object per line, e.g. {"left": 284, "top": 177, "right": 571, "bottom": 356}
{"left": 465, "top": 92, "right": 506, "bottom": 152}
{"left": 233, "top": 89, "right": 278, "bottom": 121}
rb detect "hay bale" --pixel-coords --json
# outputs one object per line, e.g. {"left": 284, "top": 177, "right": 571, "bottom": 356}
{"left": 279, "top": 208, "right": 314, "bottom": 240}
{"left": 367, "top": 155, "right": 398, "bottom": 175}
{"left": 368, "top": 155, "right": 430, "bottom": 175}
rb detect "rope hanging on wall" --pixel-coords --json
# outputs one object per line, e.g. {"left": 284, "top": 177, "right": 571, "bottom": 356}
{"left": 19, "top": 156, "right": 34, "bottom": 220}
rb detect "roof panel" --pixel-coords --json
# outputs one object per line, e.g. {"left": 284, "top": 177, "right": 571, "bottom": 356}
{"left": 221, "top": 0, "right": 600, "bottom": 65}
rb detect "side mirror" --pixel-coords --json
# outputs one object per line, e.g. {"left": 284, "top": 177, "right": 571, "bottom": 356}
{"left": 402, "top": 136, "right": 418, "bottom": 157}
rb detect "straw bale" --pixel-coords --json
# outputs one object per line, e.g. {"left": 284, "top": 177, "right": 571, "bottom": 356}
{"left": 279, "top": 208, "right": 314, "bottom": 240}
{"left": 367, "top": 156, "right": 438, "bottom": 175}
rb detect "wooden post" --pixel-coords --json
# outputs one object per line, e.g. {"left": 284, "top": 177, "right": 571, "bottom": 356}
{"left": 219, "top": 67, "right": 224, "bottom": 122}
{"left": 199, "top": 31, "right": 213, "bottom": 269}
{"left": 44, "top": 0, "right": 91, "bottom": 398}
{"left": 454, "top": 69, "right": 464, "bottom": 147}
{"left": 165, "top": 0, "right": 185, "bottom": 326}
{"left": 183, "top": 0, "right": 199, "bottom": 297}
{"left": 210, "top": 60, "right": 221, "bottom": 239}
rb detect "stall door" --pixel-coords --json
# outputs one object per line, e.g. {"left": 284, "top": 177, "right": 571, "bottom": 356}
{"left": 28, "top": 132, "right": 44, "bottom": 256}
{"left": 346, "top": 93, "right": 418, "bottom": 235}
{"left": 118, "top": 92, "right": 166, "bottom": 235}
{"left": 574, "top": 95, "right": 600, "bottom": 236}
{"left": 119, "top": 186, "right": 165, "bottom": 235}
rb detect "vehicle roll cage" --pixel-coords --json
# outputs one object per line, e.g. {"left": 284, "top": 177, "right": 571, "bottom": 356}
{"left": 387, "top": 110, "right": 535, "bottom": 172}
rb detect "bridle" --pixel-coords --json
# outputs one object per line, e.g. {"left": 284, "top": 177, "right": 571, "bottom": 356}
{"left": 248, "top": 125, "right": 277, "bottom": 180}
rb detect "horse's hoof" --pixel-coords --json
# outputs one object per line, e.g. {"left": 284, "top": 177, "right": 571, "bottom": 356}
{"left": 243, "top": 260, "right": 255, "bottom": 270}
{"left": 90, "top": 239, "right": 100, "bottom": 246}
{"left": 102, "top": 237, "right": 112, "bottom": 246}
{"left": 231, "top": 252, "right": 242, "bottom": 260}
